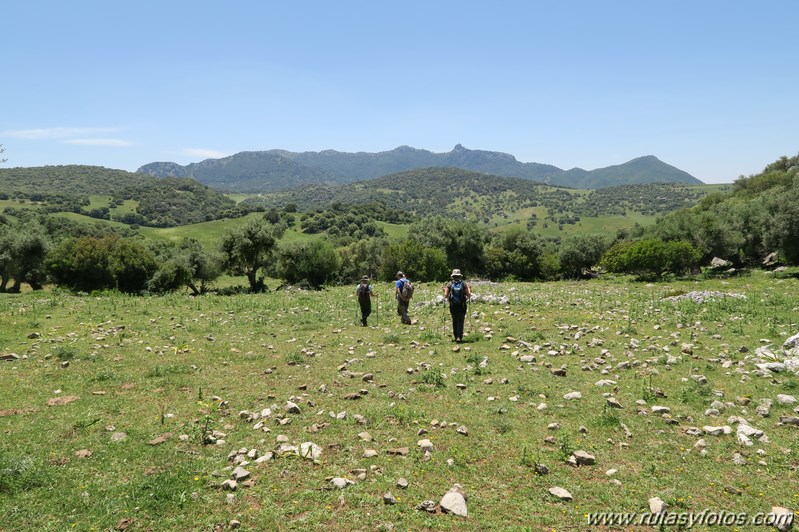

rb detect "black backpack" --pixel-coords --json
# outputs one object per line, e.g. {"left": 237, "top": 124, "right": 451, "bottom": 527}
{"left": 357, "top": 283, "right": 371, "bottom": 303}
{"left": 449, "top": 280, "right": 465, "bottom": 305}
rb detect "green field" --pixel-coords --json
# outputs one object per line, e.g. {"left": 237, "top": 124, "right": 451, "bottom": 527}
{"left": 1, "top": 273, "right": 797, "bottom": 530}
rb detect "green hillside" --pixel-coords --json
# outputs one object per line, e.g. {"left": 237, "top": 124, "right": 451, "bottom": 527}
{"left": 0, "top": 165, "right": 242, "bottom": 227}
{"left": 245, "top": 167, "right": 717, "bottom": 230}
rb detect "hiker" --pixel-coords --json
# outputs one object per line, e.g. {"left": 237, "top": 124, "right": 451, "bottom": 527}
{"left": 395, "top": 271, "right": 413, "bottom": 325}
{"left": 443, "top": 269, "right": 471, "bottom": 342}
{"left": 355, "top": 275, "right": 376, "bottom": 326}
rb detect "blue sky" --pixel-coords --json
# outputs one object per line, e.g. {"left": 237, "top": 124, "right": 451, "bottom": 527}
{"left": 2, "top": 1, "right": 797, "bottom": 184}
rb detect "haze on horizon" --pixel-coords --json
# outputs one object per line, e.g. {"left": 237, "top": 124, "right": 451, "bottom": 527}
{"left": 2, "top": 1, "right": 798, "bottom": 184}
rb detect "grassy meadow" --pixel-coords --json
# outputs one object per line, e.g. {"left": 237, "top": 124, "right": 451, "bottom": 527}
{"left": 2, "top": 272, "right": 798, "bottom": 530}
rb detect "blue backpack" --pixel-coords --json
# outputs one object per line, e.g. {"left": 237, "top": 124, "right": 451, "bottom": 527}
{"left": 449, "top": 280, "right": 465, "bottom": 304}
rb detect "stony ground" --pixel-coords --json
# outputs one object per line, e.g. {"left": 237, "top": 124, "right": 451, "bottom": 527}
{"left": 1, "top": 273, "right": 798, "bottom": 531}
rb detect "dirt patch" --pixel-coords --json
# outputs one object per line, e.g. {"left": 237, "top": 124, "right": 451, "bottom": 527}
{"left": 46, "top": 396, "right": 80, "bottom": 406}
{"left": 0, "top": 408, "right": 37, "bottom": 417}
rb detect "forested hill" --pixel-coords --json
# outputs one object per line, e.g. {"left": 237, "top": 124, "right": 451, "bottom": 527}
{"left": 0, "top": 165, "right": 238, "bottom": 227}
{"left": 558, "top": 155, "right": 702, "bottom": 188}
{"left": 243, "top": 167, "right": 708, "bottom": 222}
{"left": 137, "top": 145, "right": 702, "bottom": 192}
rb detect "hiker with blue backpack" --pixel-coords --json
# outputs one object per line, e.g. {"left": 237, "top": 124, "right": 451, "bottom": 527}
{"left": 444, "top": 269, "right": 472, "bottom": 342}
{"left": 395, "top": 271, "right": 413, "bottom": 325}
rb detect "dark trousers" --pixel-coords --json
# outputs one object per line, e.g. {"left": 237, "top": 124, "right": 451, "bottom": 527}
{"left": 359, "top": 302, "right": 371, "bottom": 325}
{"left": 450, "top": 303, "right": 467, "bottom": 339}
{"left": 397, "top": 298, "right": 411, "bottom": 324}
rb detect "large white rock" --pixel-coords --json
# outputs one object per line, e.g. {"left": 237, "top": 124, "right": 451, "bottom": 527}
{"left": 299, "top": 442, "right": 322, "bottom": 460}
{"left": 548, "top": 486, "right": 572, "bottom": 501}
{"left": 440, "top": 491, "right": 468, "bottom": 516}
{"left": 777, "top": 394, "right": 798, "bottom": 405}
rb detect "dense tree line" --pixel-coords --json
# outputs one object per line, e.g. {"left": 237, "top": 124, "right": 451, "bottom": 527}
{"left": 1, "top": 153, "right": 796, "bottom": 293}
{"left": 641, "top": 154, "right": 799, "bottom": 266}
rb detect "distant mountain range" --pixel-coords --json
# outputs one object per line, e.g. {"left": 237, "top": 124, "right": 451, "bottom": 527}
{"left": 137, "top": 144, "right": 702, "bottom": 192}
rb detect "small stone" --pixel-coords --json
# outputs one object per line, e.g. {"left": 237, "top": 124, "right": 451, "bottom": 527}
{"left": 221, "top": 479, "right": 237, "bottom": 491}
{"left": 396, "top": 478, "right": 409, "bottom": 489}
{"left": 286, "top": 401, "right": 301, "bottom": 414}
{"left": 387, "top": 447, "right": 409, "bottom": 456}
{"left": 548, "top": 486, "right": 572, "bottom": 501}
{"left": 383, "top": 492, "right": 398, "bottom": 505}
{"left": 357, "top": 431, "right": 372, "bottom": 442}
{"left": 418, "top": 439, "right": 434, "bottom": 452}
{"left": 363, "top": 449, "right": 378, "bottom": 458}
{"left": 231, "top": 467, "right": 250, "bottom": 480}
{"left": 770, "top": 506, "right": 794, "bottom": 532}
{"left": 572, "top": 450, "right": 596, "bottom": 466}
{"left": 417, "top": 500, "right": 437, "bottom": 513}
{"left": 606, "top": 397, "right": 623, "bottom": 409}
{"left": 75, "top": 449, "right": 92, "bottom": 458}
{"left": 648, "top": 497, "right": 667, "bottom": 514}
{"left": 148, "top": 432, "right": 172, "bottom": 446}
{"left": 110, "top": 432, "right": 127, "bottom": 443}
{"left": 254, "top": 452, "right": 274, "bottom": 463}
{"left": 225, "top": 494, "right": 236, "bottom": 504}
{"left": 229, "top": 519, "right": 241, "bottom": 529}
{"left": 330, "top": 477, "right": 353, "bottom": 489}
{"left": 299, "top": 442, "right": 322, "bottom": 460}
{"left": 563, "top": 391, "right": 582, "bottom": 400}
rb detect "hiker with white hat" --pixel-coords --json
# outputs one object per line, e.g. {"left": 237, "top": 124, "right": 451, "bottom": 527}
{"left": 443, "top": 269, "right": 472, "bottom": 342}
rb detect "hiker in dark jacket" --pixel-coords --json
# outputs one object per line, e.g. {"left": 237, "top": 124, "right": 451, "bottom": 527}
{"left": 355, "top": 275, "right": 376, "bottom": 326}
{"left": 395, "top": 271, "right": 413, "bottom": 325}
{"left": 443, "top": 269, "right": 471, "bottom": 342}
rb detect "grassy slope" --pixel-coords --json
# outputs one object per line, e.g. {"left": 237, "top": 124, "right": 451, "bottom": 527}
{"left": 1, "top": 273, "right": 797, "bottom": 530}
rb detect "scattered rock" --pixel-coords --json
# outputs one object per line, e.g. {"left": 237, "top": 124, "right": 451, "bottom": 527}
{"left": 572, "top": 450, "right": 596, "bottom": 466}
{"left": 563, "top": 392, "right": 582, "bottom": 400}
{"left": 440, "top": 488, "right": 468, "bottom": 517}
{"left": 148, "top": 433, "right": 173, "bottom": 446}
{"left": 383, "top": 492, "right": 398, "bottom": 505}
{"left": 777, "top": 394, "right": 798, "bottom": 406}
{"left": 416, "top": 500, "right": 437, "bottom": 513}
{"left": 548, "top": 486, "right": 572, "bottom": 501}
{"left": 648, "top": 497, "right": 667, "bottom": 514}
{"left": 770, "top": 506, "right": 794, "bottom": 532}
{"left": 330, "top": 477, "right": 354, "bottom": 489}
{"left": 606, "top": 397, "right": 623, "bottom": 409}
{"left": 387, "top": 447, "right": 409, "bottom": 456}
{"left": 75, "top": 449, "right": 92, "bottom": 458}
